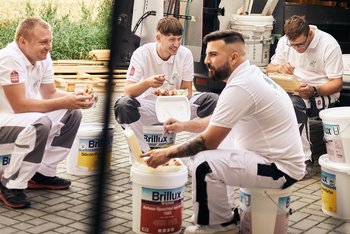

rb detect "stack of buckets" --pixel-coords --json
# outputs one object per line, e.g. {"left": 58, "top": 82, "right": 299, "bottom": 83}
{"left": 319, "top": 107, "right": 350, "bottom": 220}
{"left": 229, "top": 14, "right": 274, "bottom": 67}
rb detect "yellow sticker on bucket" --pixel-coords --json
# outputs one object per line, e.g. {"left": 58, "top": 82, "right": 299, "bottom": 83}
{"left": 77, "top": 137, "right": 113, "bottom": 172}
{"left": 78, "top": 149, "right": 112, "bottom": 172}
{"left": 321, "top": 170, "right": 337, "bottom": 213}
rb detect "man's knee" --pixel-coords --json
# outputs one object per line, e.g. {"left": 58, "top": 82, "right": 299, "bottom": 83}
{"left": 194, "top": 92, "right": 219, "bottom": 118}
{"left": 34, "top": 116, "right": 52, "bottom": 136}
{"left": 114, "top": 96, "right": 141, "bottom": 124}
{"left": 290, "top": 95, "right": 307, "bottom": 123}
{"left": 71, "top": 109, "right": 82, "bottom": 122}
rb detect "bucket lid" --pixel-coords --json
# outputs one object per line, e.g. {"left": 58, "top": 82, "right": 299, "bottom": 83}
{"left": 156, "top": 96, "right": 191, "bottom": 122}
{"left": 79, "top": 123, "right": 115, "bottom": 132}
{"left": 231, "top": 14, "right": 274, "bottom": 25}
{"left": 131, "top": 162, "right": 188, "bottom": 187}
{"left": 318, "top": 154, "right": 350, "bottom": 174}
{"left": 319, "top": 107, "right": 350, "bottom": 122}
{"left": 133, "top": 159, "right": 186, "bottom": 174}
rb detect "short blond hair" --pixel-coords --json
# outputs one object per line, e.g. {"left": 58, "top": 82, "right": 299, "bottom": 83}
{"left": 15, "top": 17, "right": 51, "bottom": 43}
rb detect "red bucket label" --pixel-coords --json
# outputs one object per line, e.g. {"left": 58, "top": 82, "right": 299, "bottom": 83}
{"left": 139, "top": 186, "right": 184, "bottom": 233}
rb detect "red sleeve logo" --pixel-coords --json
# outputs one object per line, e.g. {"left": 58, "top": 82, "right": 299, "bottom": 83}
{"left": 129, "top": 66, "right": 135, "bottom": 76}
{"left": 10, "top": 70, "right": 19, "bottom": 83}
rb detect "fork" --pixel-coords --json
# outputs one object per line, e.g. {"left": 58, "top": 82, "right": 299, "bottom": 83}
{"left": 164, "top": 78, "right": 174, "bottom": 85}
{"left": 154, "top": 131, "right": 166, "bottom": 148}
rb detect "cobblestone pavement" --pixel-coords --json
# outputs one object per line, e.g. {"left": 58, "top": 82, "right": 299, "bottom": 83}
{"left": 0, "top": 92, "right": 350, "bottom": 234}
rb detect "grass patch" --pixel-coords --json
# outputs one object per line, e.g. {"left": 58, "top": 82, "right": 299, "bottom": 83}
{"left": 0, "top": 0, "right": 112, "bottom": 60}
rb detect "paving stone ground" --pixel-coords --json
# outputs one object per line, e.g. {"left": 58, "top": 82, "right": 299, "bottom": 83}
{"left": 0, "top": 92, "right": 349, "bottom": 234}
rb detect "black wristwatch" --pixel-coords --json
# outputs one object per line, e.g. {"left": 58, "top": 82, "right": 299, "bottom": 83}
{"left": 312, "top": 86, "right": 319, "bottom": 97}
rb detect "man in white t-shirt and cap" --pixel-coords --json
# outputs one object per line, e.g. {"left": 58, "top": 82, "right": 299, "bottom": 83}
{"left": 0, "top": 17, "right": 97, "bottom": 209}
{"left": 267, "top": 15, "right": 343, "bottom": 179}
{"left": 114, "top": 16, "right": 218, "bottom": 164}
{"left": 143, "top": 30, "right": 305, "bottom": 234}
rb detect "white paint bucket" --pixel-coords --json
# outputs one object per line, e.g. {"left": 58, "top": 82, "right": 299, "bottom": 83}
{"left": 130, "top": 163, "right": 188, "bottom": 234}
{"left": 319, "top": 107, "right": 350, "bottom": 164}
{"left": 67, "top": 123, "right": 115, "bottom": 176}
{"left": 240, "top": 187, "right": 292, "bottom": 234}
{"left": 229, "top": 14, "right": 274, "bottom": 67}
{"left": 319, "top": 154, "right": 350, "bottom": 220}
{"left": 0, "top": 153, "right": 11, "bottom": 174}
{"left": 143, "top": 125, "right": 176, "bottom": 149}
{"left": 0, "top": 145, "right": 13, "bottom": 174}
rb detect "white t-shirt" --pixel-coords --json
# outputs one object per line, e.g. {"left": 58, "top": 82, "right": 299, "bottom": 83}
{"left": 0, "top": 42, "right": 54, "bottom": 113}
{"left": 270, "top": 26, "right": 343, "bottom": 100}
{"left": 126, "top": 42, "right": 194, "bottom": 98}
{"left": 210, "top": 60, "right": 305, "bottom": 180}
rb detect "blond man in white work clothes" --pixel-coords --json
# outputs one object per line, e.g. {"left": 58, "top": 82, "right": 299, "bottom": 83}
{"left": 143, "top": 30, "right": 305, "bottom": 234}
{"left": 114, "top": 17, "right": 218, "bottom": 163}
{"left": 267, "top": 15, "right": 343, "bottom": 178}
{"left": 0, "top": 17, "right": 96, "bottom": 209}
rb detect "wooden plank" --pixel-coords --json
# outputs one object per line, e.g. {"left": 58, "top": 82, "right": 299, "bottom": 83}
{"left": 89, "top": 49, "right": 110, "bottom": 61}
{"left": 53, "top": 65, "right": 109, "bottom": 74}
{"left": 54, "top": 74, "right": 126, "bottom": 79}
{"left": 53, "top": 60, "right": 107, "bottom": 66}
{"left": 53, "top": 65, "right": 127, "bottom": 74}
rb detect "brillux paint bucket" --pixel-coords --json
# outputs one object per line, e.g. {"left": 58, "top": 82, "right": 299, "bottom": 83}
{"left": 144, "top": 125, "right": 176, "bottom": 149}
{"left": 240, "top": 187, "right": 292, "bottom": 234}
{"left": 229, "top": 14, "right": 274, "bottom": 67}
{"left": 0, "top": 151, "right": 11, "bottom": 175}
{"left": 319, "top": 154, "right": 350, "bottom": 220}
{"left": 67, "top": 123, "right": 115, "bottom": 175}
{"left": 130, "top": 163, "right": 188, "bottom": 234}
{"left": 319, "top": 107, "right": 350, "bottom": 164}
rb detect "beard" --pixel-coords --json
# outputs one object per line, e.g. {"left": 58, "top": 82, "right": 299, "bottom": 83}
{"left": 207, "top": 62, "right": 231, "bottom": 81}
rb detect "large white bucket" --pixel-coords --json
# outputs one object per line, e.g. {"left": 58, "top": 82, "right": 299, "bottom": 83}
{"left": 319, "top": 154, "right": 350, "bottom": 220}
{"left": 144, "top": 125, "right": 176, "bottom": 149}
{"left": 240, "top": 187, "right": 292, "bottom": 234}
{"left": 67, "top": 123, "right": 115, "bottom": 176}
{"left": 130, "top": 163, "right": 188, "bottom": 234}
{"left": 229, "top": 14, "right": 274, "bottom": 67}
{"left": 319, "top": 107, "right": 350, "bottom": 164}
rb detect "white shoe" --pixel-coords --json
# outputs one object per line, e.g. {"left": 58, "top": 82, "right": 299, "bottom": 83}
{"left": 184, "top": 223, "right": 239, "bottom": 234}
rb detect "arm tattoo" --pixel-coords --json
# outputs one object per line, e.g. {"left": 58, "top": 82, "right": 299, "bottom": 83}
{"left": 167, "top": 135, "right": 207, "bottom": 159}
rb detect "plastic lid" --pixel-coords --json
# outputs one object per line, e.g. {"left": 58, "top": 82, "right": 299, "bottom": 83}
{"left": 156, "top": 96, "right": 191, "bottom": 122}
{"left": 79, "top": 123, "right": 115, "bottom": 132}
{"left": 318, "top": 154, "right": 350, "bottom": 173}
{"left": 319, "top": 107, "right": 350, "bottom": 122}
{"left": 268, "top": 73, "right": 301, "bottom": 93}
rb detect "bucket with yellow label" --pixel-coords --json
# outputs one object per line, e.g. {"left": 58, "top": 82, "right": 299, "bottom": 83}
{"left": 67, "top": 123, "right": 115, "bottom": 176}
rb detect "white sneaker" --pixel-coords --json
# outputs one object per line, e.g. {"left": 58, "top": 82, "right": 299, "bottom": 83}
{"left": 184, "top": 223, "right": 239, "bottom": 234}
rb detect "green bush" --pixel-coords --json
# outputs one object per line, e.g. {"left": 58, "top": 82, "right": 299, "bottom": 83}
{"left": 0, "top": 0, "right": 112, "bottom": 60}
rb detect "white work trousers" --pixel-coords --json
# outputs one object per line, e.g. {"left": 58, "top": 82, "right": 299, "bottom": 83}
{"left": 191, "top": 149, "right": 287, "bottom": 226}
{"left": 0, "top": 110, "right": 79, "bottom": 189}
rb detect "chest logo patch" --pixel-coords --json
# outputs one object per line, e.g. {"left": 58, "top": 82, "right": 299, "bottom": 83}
{"left": 129, "top": 66, "right": 135, "bottom": 76}
{"left": 10, "top": 70, "right": 19, "bottom": 83}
